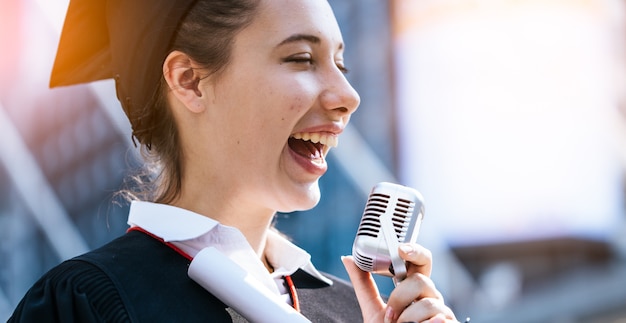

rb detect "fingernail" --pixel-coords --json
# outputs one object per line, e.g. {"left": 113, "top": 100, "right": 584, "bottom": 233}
{"left": 384, "top": 306, "right": 394, "bottom": 323}
{"left": 399, "top": 243, "right": 415, "bottom": 255}
{"left": 340, "top": 256, "right": 348, "bottom": 267}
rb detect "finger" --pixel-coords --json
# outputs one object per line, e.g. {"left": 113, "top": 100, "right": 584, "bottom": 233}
{"left": 399, "top": 243, "right": 432, "bottom": 277}
{"left": 395, "top": 298, "right": 457, "bottom": 323}
{"left": 386, "top": 273, "right": 443, "bottom": 319}
{"left": 341, "top": 256, "right": 385, "bottom": 320}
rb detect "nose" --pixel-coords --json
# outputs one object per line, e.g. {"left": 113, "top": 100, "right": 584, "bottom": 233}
{"left": 319, "top": 68, "right": 360, "bottom": 118}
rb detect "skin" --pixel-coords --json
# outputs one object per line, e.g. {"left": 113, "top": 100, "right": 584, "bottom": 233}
{"left": 163, "top": 0, "right": 458, "bottom": 321}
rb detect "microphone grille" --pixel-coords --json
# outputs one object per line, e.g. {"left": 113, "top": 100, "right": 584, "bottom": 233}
{"left": 353, "top": 249, "right": 375, "bottom": 272}
{"left": 355, "top": 192, "right": 389, "bottom": 238}
{"left": 356, "top": 193, "right": 417, "bottom": 242}
{"left": 392, "top": 197, "right": 416, "bottom": 241}
{"left": 352, "top": 182, "right": 424, "bottom": 277}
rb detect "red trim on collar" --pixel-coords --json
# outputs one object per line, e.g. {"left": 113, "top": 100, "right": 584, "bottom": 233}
{"left": 126, "top": 226, "right": 301, "bottom": 312}
{"left": 127, "top": 226, "right": 192, "bottom": 260}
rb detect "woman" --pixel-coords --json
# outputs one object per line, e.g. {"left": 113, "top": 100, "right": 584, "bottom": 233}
{"left": 9, "top": 0, "right": 459, "bottom": 322}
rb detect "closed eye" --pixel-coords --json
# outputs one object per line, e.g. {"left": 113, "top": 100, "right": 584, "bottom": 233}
{"left": 283, "top": 54, "right": 349, "bottom": 74}
{"left": 283, "top": 53, "right": 313, "bottom": 65}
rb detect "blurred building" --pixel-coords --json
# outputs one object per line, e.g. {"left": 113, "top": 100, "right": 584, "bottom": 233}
{"left": 390, "top": 0, "right": 626, "bottom": 321}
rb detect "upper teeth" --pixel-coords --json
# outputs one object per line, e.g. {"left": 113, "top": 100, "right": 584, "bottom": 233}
{"left": 291, "top": 132, "right": 339, "bottom": 147}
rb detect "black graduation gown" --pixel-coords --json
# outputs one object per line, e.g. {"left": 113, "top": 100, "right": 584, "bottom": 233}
{"left": 8, "top": 230, "right": 363, "bottom": 322}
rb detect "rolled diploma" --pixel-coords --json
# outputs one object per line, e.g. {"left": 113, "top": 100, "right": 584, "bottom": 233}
{"left": 188, "top": 247, "right": 311, "bottom": 323}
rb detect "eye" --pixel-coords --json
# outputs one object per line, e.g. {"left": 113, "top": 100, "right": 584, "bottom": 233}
{"left": 283, "top": 53, "right": 313, "bottom": 65}
{"left": 336, "top": 63, "right": 349, "bottom": 74}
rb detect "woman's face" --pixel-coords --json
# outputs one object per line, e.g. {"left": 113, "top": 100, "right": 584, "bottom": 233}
{"left": 191, "top": 0, "right": 360, "bottom": 213}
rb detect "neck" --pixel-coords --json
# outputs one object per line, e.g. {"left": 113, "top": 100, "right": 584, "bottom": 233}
{"left": 171, "top": 187, "right": 277, "bottom": 266}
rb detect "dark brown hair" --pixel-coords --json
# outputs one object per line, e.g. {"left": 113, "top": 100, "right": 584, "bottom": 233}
{"left": 123, "top": 0, "right": 259, "bottom": 204}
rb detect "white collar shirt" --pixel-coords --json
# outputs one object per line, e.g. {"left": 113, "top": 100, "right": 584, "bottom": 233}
{"left": 127, "top": 201, "right": 332, "bottom": 303}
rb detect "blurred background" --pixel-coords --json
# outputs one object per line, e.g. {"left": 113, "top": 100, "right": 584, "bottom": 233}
{"left": 2, "top": 0, "right": 626, "bottom": 321}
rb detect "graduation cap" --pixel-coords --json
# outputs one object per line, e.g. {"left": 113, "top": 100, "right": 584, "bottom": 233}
{"left": 51, "top": 0, "right": 196, "bottom": 120}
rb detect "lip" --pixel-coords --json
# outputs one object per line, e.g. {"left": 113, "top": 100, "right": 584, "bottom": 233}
{"left": 292, "top": 123, "right": 345, "bottom": 137}
{"left": 287, "top": 146, "right": 328, "bottom": 176}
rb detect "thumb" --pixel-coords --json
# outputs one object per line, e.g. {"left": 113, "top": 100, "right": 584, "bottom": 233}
{"left": 341, "top": 256, "right": 386, "bottom": 320}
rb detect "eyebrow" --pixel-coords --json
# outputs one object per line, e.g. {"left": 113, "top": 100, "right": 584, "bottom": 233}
{"left": 277, "top": 34, "right": 321, "bottom": 47}
{"left": 277, "top": 33, "right": 344, "bottom": 50}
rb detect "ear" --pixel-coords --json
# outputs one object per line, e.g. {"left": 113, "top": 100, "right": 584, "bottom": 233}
{"left": 163, "top": 50, "right": 206, "bottom": 113}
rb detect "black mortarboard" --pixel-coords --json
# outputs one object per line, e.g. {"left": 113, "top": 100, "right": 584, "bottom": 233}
{"left": 51, "top": 0, "right": 196, "bottom": 119}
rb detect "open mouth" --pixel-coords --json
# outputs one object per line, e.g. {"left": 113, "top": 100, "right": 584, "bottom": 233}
{"left": 288, "top": 132, "right": 338, "bottom": 160}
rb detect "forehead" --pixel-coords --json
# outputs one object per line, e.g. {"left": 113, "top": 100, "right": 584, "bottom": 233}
{"left": 245, "top": 0, "right": 344, "bottom": 49}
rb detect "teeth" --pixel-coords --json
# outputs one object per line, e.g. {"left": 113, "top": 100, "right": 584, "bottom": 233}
{"left": 310, "top": 133, "right": 320, "bottom": 144}
{"left": 291, "top": 132, "right": 339, "bottom": 148}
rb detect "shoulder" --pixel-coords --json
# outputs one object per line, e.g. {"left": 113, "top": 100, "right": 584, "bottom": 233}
{"left": 9, "top": 232, "right": 157, "bottom": 322}
{"left": 8, "top": 254, "right": 131, "bottom": 322}
{"left": 10, "top": 231, "right": 234, "bottom": 323}
{"left": 80, "top": 231, "right": 235, "bottom": 322}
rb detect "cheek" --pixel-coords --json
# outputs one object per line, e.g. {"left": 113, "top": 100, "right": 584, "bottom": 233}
{"left": 286, "top": 85, "right": 317, "bottom": 115}
{"left": 289, "top": 100, "right": 304, "bottom": 113}
{"left": 279, "top": 73, "right": 318, "bottom": 109}
{"left": 272, "top": 92, "right": 307, "bottom": 122}
{"left": 255, "top": 75, "right": 317, "bottom": 124}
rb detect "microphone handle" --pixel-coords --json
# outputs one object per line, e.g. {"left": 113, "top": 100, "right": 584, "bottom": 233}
{"left": 379, "top": 206, "right": 407, "bottom": 285}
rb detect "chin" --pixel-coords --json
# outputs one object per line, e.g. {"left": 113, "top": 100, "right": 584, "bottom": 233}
{"left": 277, "top": 181, "right": 322, "bottom": 212}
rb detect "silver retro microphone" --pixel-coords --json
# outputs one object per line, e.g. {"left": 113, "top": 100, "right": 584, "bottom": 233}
{"left": 352, "top": 182, "right": 425, "bottom": 284}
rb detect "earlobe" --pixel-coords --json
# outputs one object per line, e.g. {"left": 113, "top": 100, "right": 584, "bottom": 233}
{"left": 163, "top": 50, "right": 205, "bottom": 113}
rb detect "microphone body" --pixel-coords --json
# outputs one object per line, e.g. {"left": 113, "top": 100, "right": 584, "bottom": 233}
{"left": 352, "top": 182, "right": 425, "bottom": 283}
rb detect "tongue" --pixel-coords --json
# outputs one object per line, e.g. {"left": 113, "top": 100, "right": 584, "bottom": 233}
{"left": 288, "top": 137, "right": 322, "bottom": 159}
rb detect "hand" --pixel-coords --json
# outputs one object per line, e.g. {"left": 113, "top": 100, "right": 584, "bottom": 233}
{"left": 342, "top": 243, "right": 458, "bottom": 323}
